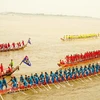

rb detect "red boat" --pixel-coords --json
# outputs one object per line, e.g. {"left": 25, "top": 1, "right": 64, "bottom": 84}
{"left": 0, "top": 38, "right": 31, "bottom": 52}
{"left": 0, "top": 66, "right": 19, "bottom": 78}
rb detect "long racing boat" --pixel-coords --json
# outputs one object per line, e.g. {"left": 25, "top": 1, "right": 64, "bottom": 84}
{"left": 58, "top": 50, "right": 100, "bottom": 67}
{"left": 0, "top": 62, "right": 100, "bottom": 95}
{"left": 0, "top": 38, "right": 31, "bottom": 52}
{"left": 0, "top": 66, "right": 19, "bottom": 78}
{"left": 61, "top": 33, "right": 100, "bottom": 41}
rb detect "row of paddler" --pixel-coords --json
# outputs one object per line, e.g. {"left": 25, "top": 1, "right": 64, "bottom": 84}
{"left": 59, "top": 50, "right": 100, "bottom": 67}
{"left": 0, "top": 62, "right": 100, "bottom": 92}
{"left": 62, "top": 33, "right": 99, "bottom": 40}
{"left": 0, "top": 40, "right": 25, "bottom": 50}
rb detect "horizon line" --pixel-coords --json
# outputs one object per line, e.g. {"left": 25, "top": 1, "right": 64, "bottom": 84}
{"left": 0, "top": 12, "right": 100, "bottom": 20}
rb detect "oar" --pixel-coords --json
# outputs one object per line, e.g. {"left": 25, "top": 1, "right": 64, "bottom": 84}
{"left": 30, "top": 88, "right": 38, "bottom": 93}
{"left": 57, "top": 82, "right": 66, "bottom": 88}
{"left": 87, "top": 76, "right": 92, "bottom": 81}
{"left": 81, "top": 76, "right": 89, "bottom": 82}
{"left": 20, "top": 91, "right": 27, "bottom": 95}
{"left": 41, "top": 84, "right": 49, "bottom": 91}
{"left": 52, "top": 83, "right": 60, "bottom": 89}
{"left": 71, "top": 79, "right": 79, "bottom": 84}
{"left": 95, "top": 74, "right": 100, "bottom": 79}
{"left": 46, "top": 84, "right": 51, "bottom": 89}
{"left": 78, "top": 78, "right": 85, "bottom": 83}
{"left": 0, "top": 95, "right": 4, "bottom": 100}
{"left": 65, "top": 81, "right": 73, "bottom": 86}
{"left": 36, "top": 84, "right": 43, "bottom": 92}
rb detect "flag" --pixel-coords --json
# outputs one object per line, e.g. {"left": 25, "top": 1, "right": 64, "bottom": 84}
{"left": 28, "top": 38, "right": 31, "bottom": 44}
{"left": 21, "top": 56, "right": 31, "bottom": 66}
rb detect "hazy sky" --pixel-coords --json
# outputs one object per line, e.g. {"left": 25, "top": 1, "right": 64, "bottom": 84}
{"left": 0, "top": 0, "right": 100, "bottom": 18}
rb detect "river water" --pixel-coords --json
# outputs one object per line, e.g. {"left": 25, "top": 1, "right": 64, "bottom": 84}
{"left": 0, "top": 13, "right": 100, "bottom": 100}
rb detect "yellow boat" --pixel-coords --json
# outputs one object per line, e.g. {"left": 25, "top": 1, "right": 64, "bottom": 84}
{"left": 61, "top": 33, "right": 100, "bottom": 41}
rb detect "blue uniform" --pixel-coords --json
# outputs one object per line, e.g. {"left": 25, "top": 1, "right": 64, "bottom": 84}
{"left": 91, "top": 67, "right": 95, "bottom": 73}
{"left": 50, "top": 73, "right": 55, "bottom": 83}
{"left": 55, "top": 73, "right": 58, "bottom": 81}
{"left": 31, "top": 74, "right": 34, "bottom": 80}
{"left": 86, "top": 70, "right": 89, "bottom": 76}
{"left": 59, "top": 73, "right": 64, "bottom": 81}
{"left": 2, "top": 78, "right": 7, "bottom": 89}
{"left": 45, "top": 74, "right": 50, "bottom": 83}
{"left": 64, "top": 69, "right": 67, "bottom": 75}
{"left": 23, "top": 79, "right": 28, "bottom": 87}
{"left": 95, "top": 63, "right": 99, "bottom": 73}
{"left": 20, "top": 75, "right": 24, "bottom": 82}
{"left": 0, "top": 80, "right": 3, "bottom": 90}
{"left": 40, "top": 73, "right": 44, "bottom": 79}
{"left": 59, "top": 69, "right": 62, "bottom": 74}
{"left": 34, "top": 76, "right": 39, "bottom": 84}
{"left": 40, "top": 78, "right": 44, "bottom": 84}
{"left": 28, "top": 77, "right": 34, "bottom": 85}
{"left": 11, "top": 79, "right": 17, "bottom": 88}
{"left": 65, "top": 73, "right": 68, "bottom": 80}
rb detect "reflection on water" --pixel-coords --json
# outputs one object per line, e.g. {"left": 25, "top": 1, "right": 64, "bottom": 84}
{"left": 0, "top": 14, "right": 100, "bottom": 100}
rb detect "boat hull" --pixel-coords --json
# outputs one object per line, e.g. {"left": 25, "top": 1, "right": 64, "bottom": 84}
{"left": 0, "top": 66, "right": 19, "bottom": 77}
{"left": 0, "top": 70, "right": 100, "bottom": 95}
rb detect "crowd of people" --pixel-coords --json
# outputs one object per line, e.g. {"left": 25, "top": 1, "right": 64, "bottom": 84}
{"left": 59, "top": 50, "right": 100, "bottom": 65}
{"left": 0, "top": 62, "right": 100, "bottom": 91}
{"left": 0, "top": 40, "right": 25, "bottom": 51}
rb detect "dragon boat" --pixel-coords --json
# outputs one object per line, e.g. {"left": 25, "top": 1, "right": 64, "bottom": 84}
{"left": 0, "top": 66, "right": 19, "bottom": 78}
{"left": 61, "top": 33, "right": 100, "bottom": 41}
{"left": 0, "top": 38, "right": 31, "bottom": 52}
{"left": 0, "top": 62, "right": 100, "bottom": 95}
{"left": 58, "top": 50, "right": 100, "bottom": 67}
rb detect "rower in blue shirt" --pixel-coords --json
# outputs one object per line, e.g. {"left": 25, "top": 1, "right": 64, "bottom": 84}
{"left": 23, "top": 79, "right": 28, "bottom": 87}
{"left": 45, "top": 72, "right": 50, "bottom": 83}
{"left": 91, "top": 66, "right": 95, "bottom": 74}
{"left": 55, "top": 71, "right": 59, "bottom": 82}
{"left": 84, "top": 65, "right": 87, "bottom": 71}
{"left": 34, "top": 76, "right": 39, "bottom": 84}
{"left": 95, "top": 63, "right": 99, "bottom": 73}
{"left": 87, "top": 64, "right": 92, "bottom": 74}
{"left": 27, "top": 76, "right": 34, "bottom": 86}
{"left": 72, "top": 71, "right": 76, "bottom": 79}
{"left": 40, "top": 72, "right": 44, "bottom": 79}
{"left": 11, "top": 77, "right": 17, "bottom": 88}
{"left": 55, "top": 70, "right": 58, "bottom": 76}
{"left": 75, "top": 66, "right": 78, "bottom": 73}
{"left": 86, "top": 70, "right": 89, "bottom": 76}
{"left": 35, "top": 73, "right": 38, "bottom": 78}
{"left": 65, "top": 72, "right": 68, "bottom": 80}
{"left": 31, "top": 73, "right": 34, "bottom": 80}
{"left": 2, "top": 77, "right": 7, "bottom": 89}
{"left": 20, "top": 75, "right": 24, "bottom": 83}
{"left": 0, "top": 80, "right": 3, "bottom": 90}
{"left": 59, "top": 71, "right": 64, "bottom": 81}
{"left": 50, "top": 71, "right": 55, "bottom": 83}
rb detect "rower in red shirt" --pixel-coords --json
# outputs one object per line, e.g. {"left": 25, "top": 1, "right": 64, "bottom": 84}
{"left": 22, "top": 40, "right": 24, "bottom": 46}
{"left": 19, "top": 42, "right": 21, "bottom": 47}
{"left": 8, "top": 43, "right": 10, "bottom": 49}
{"left": 12, "top": 42, "right": 15, "bottom": 48}
{"left": 4, "top": 44, "right": 8, "bottom": 50}
{"left": 0, "top": 63, "right": 4, "bottom": 74}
